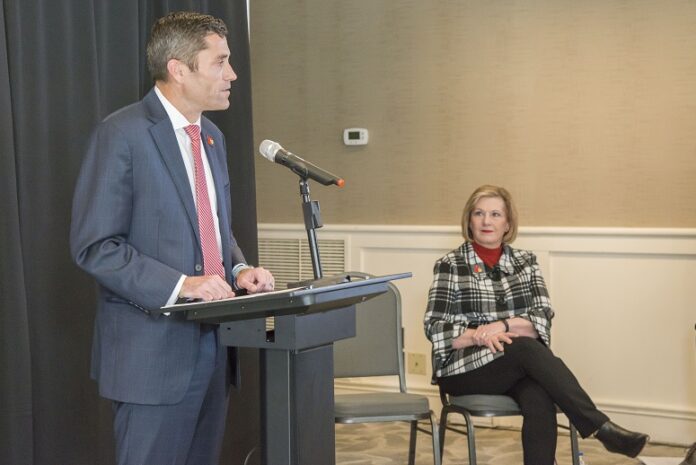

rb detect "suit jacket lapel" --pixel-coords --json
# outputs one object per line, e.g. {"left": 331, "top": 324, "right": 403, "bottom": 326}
{"left": 144, "top": 90, "right": 201, "bottom": 248}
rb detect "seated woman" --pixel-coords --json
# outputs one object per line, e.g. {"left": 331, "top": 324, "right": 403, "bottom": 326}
{"left": 424, "top": 184, "right": 648, "bottom": 465}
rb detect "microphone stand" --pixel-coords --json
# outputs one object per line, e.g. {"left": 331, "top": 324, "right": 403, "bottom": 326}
{"left": 299, "top": 178, "right": 323, "bottom": 279}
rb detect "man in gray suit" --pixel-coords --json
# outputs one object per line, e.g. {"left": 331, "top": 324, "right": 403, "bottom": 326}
{"left": 70, "top": 11, "right": 274, "bottom": 465}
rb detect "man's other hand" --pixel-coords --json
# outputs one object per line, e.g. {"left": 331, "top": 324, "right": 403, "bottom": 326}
{"left": 235, "top": 267, "right": 275, "bottom": 294}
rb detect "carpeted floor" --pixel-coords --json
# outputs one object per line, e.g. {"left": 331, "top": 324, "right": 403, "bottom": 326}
{"left": 336, "top": 421, "right": 689, "bottom": 465}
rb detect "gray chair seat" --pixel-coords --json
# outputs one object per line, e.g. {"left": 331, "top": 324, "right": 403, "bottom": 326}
{"left": 335, "top": 393, "right": 431, "bottom": 419}
{"left": 448, "top": 394, "right": 521, "bottom": 416}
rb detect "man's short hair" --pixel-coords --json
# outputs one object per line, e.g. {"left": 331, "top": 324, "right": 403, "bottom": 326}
{"left": 146, "top": 11, "right": 228, "bottom": 82}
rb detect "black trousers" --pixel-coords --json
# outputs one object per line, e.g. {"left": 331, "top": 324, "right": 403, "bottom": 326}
{"left": 438, "top": 337, "right": 609, "bottom": 465}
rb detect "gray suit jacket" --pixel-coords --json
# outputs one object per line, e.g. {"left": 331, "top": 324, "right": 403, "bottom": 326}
{"left": 70, "top": 88, "right": 245, "bottom": 404}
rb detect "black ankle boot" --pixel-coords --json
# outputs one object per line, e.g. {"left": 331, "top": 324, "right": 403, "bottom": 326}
{"left": 594, "top": 421, "right": 649, "bottom": 458}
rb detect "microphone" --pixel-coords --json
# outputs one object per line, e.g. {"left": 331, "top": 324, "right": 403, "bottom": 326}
{"left": 259, "top": 140, "right": 345, "bottom": 187}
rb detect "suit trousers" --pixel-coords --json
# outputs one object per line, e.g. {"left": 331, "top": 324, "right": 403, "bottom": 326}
{"left": 438, "top": 336, "right": 609, "bottom": 465}
{"left": 112, "top": 327, "right": 229, "bottom": 465}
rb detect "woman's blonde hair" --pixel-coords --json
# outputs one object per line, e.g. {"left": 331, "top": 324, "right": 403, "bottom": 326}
{"left": 461, "top": 185, "right": 518, "bottom": 244}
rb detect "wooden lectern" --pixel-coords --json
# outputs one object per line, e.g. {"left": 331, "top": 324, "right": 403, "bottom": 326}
{"left": 158, "top": 272, "right": 411, "bottom": 465}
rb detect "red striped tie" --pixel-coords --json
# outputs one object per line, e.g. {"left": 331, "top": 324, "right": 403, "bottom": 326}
{"left": 184, "top": 125, "right": 225, "bottom": 279}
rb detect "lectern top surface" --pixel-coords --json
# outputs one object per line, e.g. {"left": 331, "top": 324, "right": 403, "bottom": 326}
{"left": 153, "top": 272, "right": 412, "bottom": 322}
{"left": 160, "top": 286, "right": 307, "bottom": 310}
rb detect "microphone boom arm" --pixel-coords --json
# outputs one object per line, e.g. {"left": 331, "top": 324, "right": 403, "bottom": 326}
{"left": 299, "top": 179, "right": 323, "bottom": 279}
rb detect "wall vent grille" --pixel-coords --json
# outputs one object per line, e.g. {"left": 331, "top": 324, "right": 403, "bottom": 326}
{"left": 258, "top": 238, "right": 346, "bottom": 289}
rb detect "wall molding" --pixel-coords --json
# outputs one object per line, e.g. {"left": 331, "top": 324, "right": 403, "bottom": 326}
{"left": 259, "top": 222, "right": 696, "bottom": 255}
{"left": 260, "top": 223, "right": 696, "bottom": 237}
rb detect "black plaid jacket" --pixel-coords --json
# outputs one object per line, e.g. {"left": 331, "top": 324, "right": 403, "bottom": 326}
{"left": 424, "top": 242, "right": 554, "bottom": 380}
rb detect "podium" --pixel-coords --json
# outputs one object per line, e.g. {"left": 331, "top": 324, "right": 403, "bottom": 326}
{"left": 158, "top": 272, "right": 411, "bottom": 465}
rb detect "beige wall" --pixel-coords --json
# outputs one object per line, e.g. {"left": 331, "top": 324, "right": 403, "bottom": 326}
{"left": 250, "top": 0, "right": 696, "bottom": 227}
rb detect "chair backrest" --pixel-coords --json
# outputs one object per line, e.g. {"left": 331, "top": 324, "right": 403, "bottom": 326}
{"left": 333, "top": 272, "right": 406, "bottom": 392}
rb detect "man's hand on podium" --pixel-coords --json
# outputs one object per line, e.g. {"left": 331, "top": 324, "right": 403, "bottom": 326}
{"left": 179, "top": 275, "right": 235, "bottom": 302}
{"left": 235, "top": 267, "right": 275, "bottom": 294}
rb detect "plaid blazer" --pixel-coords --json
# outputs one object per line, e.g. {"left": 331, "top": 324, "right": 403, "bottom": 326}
{"left": 424, "top": 242, "right": 554, "bottom": 380}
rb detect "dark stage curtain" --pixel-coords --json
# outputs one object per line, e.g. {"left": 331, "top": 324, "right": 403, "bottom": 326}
{"left": 0, "top": 1, "right": 260, "bottom": 464}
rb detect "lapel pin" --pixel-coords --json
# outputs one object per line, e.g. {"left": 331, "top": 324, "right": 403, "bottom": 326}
{"left": 206, "top": 135, "right": 214, "bottom": 146}
{"left": 474, "top": 264, "right": 483, "bottom": 273}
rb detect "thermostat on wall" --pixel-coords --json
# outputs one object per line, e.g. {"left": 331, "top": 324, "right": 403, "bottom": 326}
{"left": 343, "top": 128, "right": 369, "bottom": 146}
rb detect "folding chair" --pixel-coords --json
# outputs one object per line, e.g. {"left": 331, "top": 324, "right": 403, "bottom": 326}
{"left": 334, "top": 273, "right": 441, "bottom": 465}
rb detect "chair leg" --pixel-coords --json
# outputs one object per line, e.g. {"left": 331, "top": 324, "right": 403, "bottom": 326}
{"left": 569, "top": 423, "right": 580, "bottom": 465}
{"left": 462, "top": 411, "right": 477, "bottom": 465}
{"left": 408, "top": 420, "right": 418, "bottom": 465}
{"left": 429, "top": 413, "right": 442, "bottom": 465}
{"left": 438, "top": 410, "right": 448, "bottom": 463}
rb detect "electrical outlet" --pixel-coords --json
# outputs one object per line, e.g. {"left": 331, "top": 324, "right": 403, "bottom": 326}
{"left": 407, "top": 352, "right": 426, "bottom": 375}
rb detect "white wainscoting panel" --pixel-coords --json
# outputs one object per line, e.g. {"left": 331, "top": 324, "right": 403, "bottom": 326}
{"left": 258, "top": 224, "right": 696, "bottom": 444}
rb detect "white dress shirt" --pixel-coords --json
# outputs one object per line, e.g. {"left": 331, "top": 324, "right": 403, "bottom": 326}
{"left": 155, "top": 87, "right": 225, "bottom": 305}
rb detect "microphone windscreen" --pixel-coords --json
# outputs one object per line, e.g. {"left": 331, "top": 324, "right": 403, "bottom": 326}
{"left": 259, "top": 139, "right": 282, "bottom": 162}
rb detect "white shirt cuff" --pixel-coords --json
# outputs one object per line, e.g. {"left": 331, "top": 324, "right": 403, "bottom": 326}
{"left": 166, "top": 274, "right": 187, "bottom": 307}
{"left": 231, "top": 263, "right": 252, "bottom": 289}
